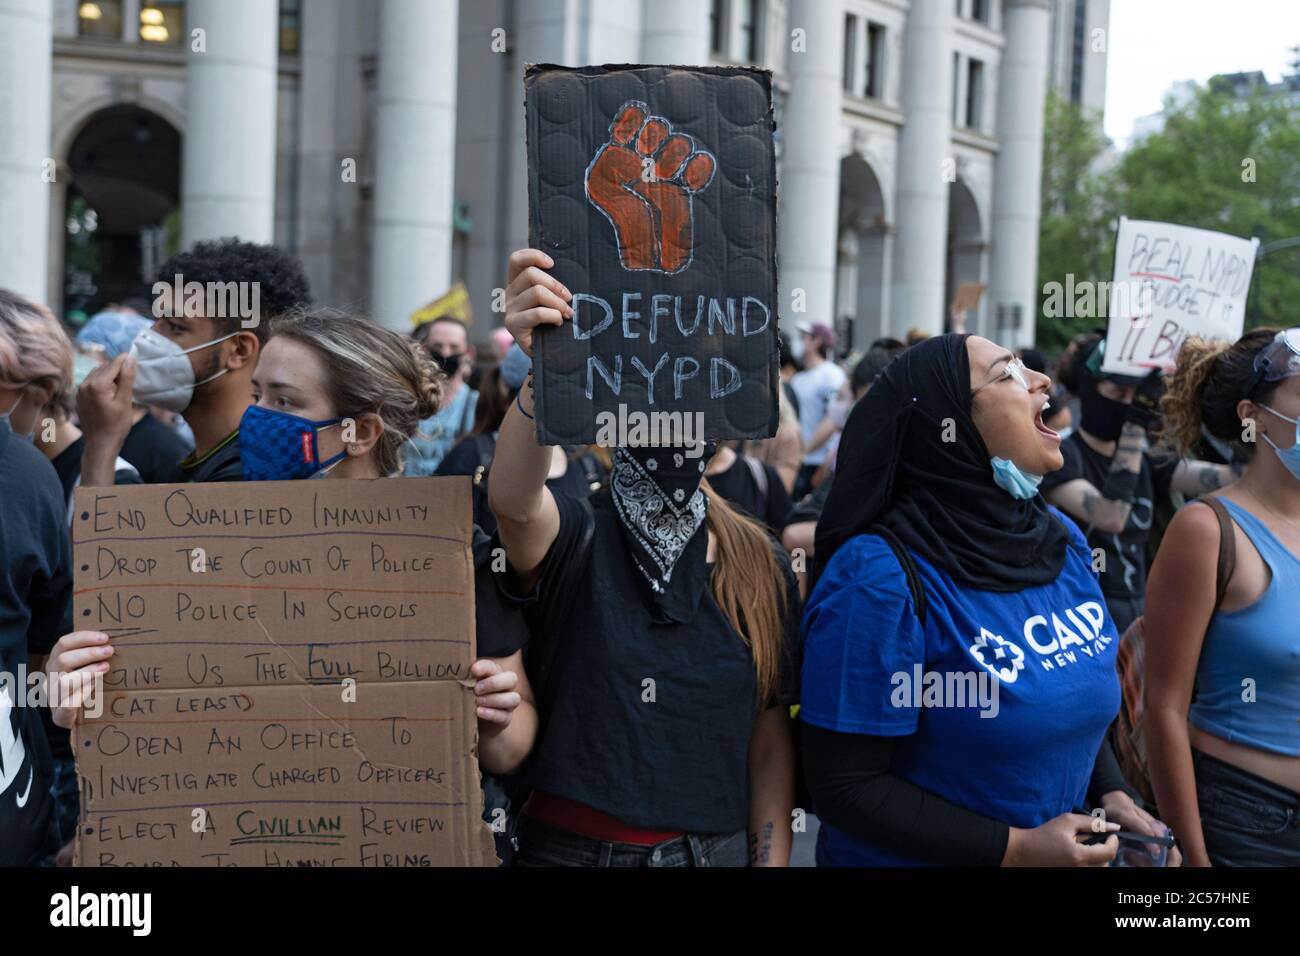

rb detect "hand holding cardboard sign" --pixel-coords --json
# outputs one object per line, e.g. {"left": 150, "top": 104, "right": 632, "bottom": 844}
{"left": 46, "top": 630, "right": 113, "bottom": 729}
{"left": 505, "top": 248, "right": 573, "bottom": 357}
{"left": 471, "top": 657, "right": 522, "bottom": 726}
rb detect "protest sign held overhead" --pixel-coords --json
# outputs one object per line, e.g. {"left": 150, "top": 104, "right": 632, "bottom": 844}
{"left": 1102, "top": 217, "right": 1259, "bottom": 377}
{"left": 524, "top": 64, "right": 780, "bottom": 447}
{"left": 70, "top": 478, "right": 497, "bottom": 867}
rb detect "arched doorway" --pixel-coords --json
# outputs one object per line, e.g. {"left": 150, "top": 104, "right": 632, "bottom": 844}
{"left": 837, "top": 152, "right": 890, "bottom": 351}
{"left": 62, "top": 105, "right": 181, "bottom": 316}
{"left": 946, "top": 179, "right": 986, "bottom": 333}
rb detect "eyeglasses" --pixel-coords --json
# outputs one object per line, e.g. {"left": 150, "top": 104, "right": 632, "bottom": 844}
{"left": 1247, "top": 328, "right": 1300, "bottom": 396}
{"left": 972, "top": 356, "right": 1032, "bottom": 397}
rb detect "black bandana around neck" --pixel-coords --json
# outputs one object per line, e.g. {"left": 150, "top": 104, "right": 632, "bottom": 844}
{"left": 814, "top": 334, "right": 1070, "bottom": 593}
{"left": 610, "top": 444, "right": 714, "bottom": 624}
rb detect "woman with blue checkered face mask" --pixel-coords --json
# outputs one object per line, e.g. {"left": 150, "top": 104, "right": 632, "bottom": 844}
{"left": 1146, "top": 328, "right": 1300, "bottom": 867}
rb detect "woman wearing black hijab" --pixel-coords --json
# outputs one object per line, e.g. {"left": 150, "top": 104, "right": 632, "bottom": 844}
{"left": 802, "top": 333, "right": 1180, "bottom": 866}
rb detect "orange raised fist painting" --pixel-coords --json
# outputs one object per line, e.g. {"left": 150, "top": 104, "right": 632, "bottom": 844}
{"left": 585, "top": 100, "right": 717, "bottom": 275}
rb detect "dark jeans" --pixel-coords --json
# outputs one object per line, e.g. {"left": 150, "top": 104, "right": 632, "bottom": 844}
{"left": 49, "top": 756, "right": 80, "bottom": 845}
{"left": 1193, "top": 748, "right": 1300, "bottom": 866}
{"left": 515, "top": 816, "right": 749, "bottom": 867}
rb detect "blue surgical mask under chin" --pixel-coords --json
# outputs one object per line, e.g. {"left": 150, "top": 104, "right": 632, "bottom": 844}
{"left": 1258, "top": 404, "right": 1300, "bottom": 482}
{"left": 990, "top": 456, "right": 1043, "bottom": 500}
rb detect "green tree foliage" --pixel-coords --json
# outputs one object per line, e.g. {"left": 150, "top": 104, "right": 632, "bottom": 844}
{"left": 1036, "top": 81, "right": 1300, "bottom": 357}
{"left": 1118, "top": 85, "right": 1300, "bottom": 330}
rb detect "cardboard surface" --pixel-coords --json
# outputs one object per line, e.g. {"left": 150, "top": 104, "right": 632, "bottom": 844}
{"left": 525, "top": 64, "right": 780, "bottom": 446}
{"left": 951, "top": 281, "right": 987, "bottom": 313}
{"left": 1102, "top": 217, "right": 1258, "bottom": 376}
{"left": 70, "top": 477, "right": 497, "bottom": 867}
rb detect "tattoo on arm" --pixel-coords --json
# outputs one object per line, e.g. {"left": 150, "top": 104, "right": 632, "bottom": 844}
{"left": 1111, "top": 425, "right": 1147, "bottom": 473}
{"left": 749, "top": 821, "right": 775, "bottom": 865}
{"left": 1198, "top": 465, "right": 1223, "bottom": 490}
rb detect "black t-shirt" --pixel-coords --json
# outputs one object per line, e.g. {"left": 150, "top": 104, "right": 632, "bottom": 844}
{"left": 471, "top": 525, "right": 529, "bottom": 659}
{"left": 1041, "top": 432, "right": 1175, "bottom": 603}
{"left": 438, "top": 435, "right": 600, "bottom": 535}
{"left": 499, "top": 492, "right": 801, "bottom": 832}
{"left": 120, "top": 412, "right": 191, "bottom": 484}
{"left": 165, "top": 429, "right": 243, "bottom": 483}
{"left": 706, "top": 453, "right": 792, "bottom": 532}
{"left": 788, "top": 476, "right": 832, "bottom": 526}
{"left": 52, "top": 436, "right": 143, "bottom": 502}
{"left": 0, "top": 425, "right": 72, "bottom": 864}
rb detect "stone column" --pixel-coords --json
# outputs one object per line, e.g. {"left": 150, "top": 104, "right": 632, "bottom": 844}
{"left": 369, "top": 0, "right": 458, "bottom": 329}
{"left": 640, "top": 0, "right": 709, "bottom": 65}
{"left": 779, "top": 0, "right": 844, "bottom": 328}
{"left": 181, "top": 0, "right": 278, "bottom": 247}
{"left": 0, "top": 0, "right": 53, "bottom": 302}
{"left": 988, "top": 0, "right": 1051, "bottom": 347}
{"left": 892, "top": 0, "right": 954, "bottom": 335}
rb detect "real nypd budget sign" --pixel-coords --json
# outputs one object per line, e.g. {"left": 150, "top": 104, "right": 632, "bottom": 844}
{"left": 524, "top": 64, "right": 780, "bottom": 446}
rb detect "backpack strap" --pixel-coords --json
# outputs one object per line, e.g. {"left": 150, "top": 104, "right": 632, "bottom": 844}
{"left": 744, "top": 454, "right": 769, "bottom": 501}
{"left": 871, "top": 524, "right": 928, "bottom": 628}
{"left": 458, "top": 388, "right": 477, "bottom": 437}
{"left": 1199, "top": 496, "right": 1237, "bottom": 613}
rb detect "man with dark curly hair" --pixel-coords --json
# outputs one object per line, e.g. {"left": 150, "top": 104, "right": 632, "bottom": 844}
{"left": 77, "top": 238, "right": 311, "bottom": 485}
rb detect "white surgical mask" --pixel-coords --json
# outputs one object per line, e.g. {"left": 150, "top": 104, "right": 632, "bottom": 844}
{"left": 129, "top": 328, "right": 237, "bottom": 414}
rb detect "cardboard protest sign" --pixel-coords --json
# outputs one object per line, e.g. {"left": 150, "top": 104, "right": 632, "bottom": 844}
{"left": 525, "top": 64, "right": 780, "bottom": 446}
{"left": 1102, "top": 217, "right": 1258, "bottom": 377}
{"left": 70, "top": 478, "right": 496, "bottom": 867}
{"left": 951, "top": 281, "right": 987, "bottom": 313}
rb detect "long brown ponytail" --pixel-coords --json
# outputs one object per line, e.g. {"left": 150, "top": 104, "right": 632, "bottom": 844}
{"left": 701, "top": 479, "right": 787, "bottom": 707}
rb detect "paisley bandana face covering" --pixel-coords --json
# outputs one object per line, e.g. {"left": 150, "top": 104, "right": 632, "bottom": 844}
{"left": 609, "top": 443, "right": 715, "bottom": 623}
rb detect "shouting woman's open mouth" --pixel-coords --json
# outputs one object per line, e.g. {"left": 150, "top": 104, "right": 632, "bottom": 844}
{"left": 1034, "top": 396, "right": 1060, "bottom": 443}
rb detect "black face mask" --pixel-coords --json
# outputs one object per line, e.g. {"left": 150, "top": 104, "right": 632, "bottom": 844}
{"left": 1079, "top": 377, "right": 1128, "bottom": 442}
{"left": 430, "top": 350, "right": 464, "bottom": 377}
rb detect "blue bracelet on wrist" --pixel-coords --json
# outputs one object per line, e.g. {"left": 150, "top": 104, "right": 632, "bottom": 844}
{"left": 515, "top": 389, "right": 534, "bottom": 420}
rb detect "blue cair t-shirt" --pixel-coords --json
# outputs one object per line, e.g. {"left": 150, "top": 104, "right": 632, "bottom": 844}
{"left": 801, "top": 508, "right": 1121, "bottom": 866}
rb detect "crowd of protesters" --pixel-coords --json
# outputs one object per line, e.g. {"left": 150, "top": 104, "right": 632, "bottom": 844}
{"left": 1, "top": 237, "right": 1296, "bottom": 868}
